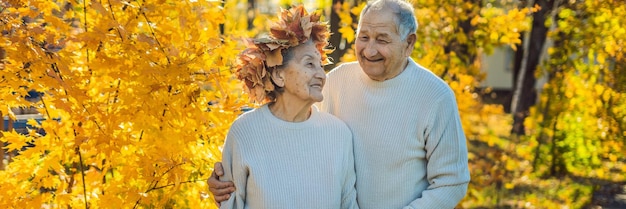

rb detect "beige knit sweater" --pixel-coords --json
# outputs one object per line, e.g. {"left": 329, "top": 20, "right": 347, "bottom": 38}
{"left": 319, "top": 59, "right": 470, "bottom": 209}
{"left": 220, "top": 104, "right": 359, "bottom": 209}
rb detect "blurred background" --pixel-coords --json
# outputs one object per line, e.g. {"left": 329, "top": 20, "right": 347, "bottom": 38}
{"left": 1, "top": 0, "right": 624, "bottom": 208}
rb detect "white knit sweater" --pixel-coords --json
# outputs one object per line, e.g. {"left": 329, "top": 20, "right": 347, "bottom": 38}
{"left": 319, "top": 59, "right": 470, "bottom": 209}
{"left": 220, "top": 104, "right": 359, "bottom": 209}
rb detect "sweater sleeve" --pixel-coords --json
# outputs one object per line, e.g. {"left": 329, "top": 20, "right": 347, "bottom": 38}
{"left": 340, "top": 131, "right": 359, "bottom": 209}
{"left": 404, "top": 93, "right": 470, "bottom": 209}
{"left": 219, "top": 127, "right": 247, "bottom": 209}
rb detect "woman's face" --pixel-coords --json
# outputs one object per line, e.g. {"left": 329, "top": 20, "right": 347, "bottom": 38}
{"left": 276, "top": 42, "right": 326, "bottom": 104}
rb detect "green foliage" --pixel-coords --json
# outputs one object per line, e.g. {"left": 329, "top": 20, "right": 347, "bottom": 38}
{"left": 334, "top": 0, "right": 625, "bottom": 208}
{"left": 1, "top": 0, "right": 624, "bottom": 208}
{"left": 526, "top": 0, "right": 626, "bottom": 179}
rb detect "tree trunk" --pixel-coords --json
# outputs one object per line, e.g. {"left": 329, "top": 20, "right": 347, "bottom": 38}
{"left": 510, "top": 0, "right": 555, "bottom": 135}
{"left": 327, "top": 0, "right": 348, "bottom": 71}
{"left": 247, "top": 0, "right": 255, "bottom": 30}
{"left": 442, "top": 0, "right": 481, "bottom": 78}
{"left": 0, "top": 48, "right": 4, "bottom": 170}
{"left": 1, "top": 112, "right": 4, "bottom": 170}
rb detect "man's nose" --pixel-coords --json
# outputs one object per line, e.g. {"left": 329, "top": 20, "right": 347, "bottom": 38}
{"left": 363, "top": 41, "right": 377, "bottom": 57}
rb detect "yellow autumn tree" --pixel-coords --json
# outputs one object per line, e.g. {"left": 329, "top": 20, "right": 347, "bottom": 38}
{"left": 5, "top": 0, "right": 621, "bottom": 208}
{"left": 0, "top": 0, "right": 250, "bottom": 208}
{"left": 525, "top": 0, "right": 626, "bottom": 179}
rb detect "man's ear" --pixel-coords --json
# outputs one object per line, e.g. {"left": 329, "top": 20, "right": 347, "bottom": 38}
{"left": 270, "top": 69, "right": 285, "bottom": 87}
{"left": 404, "top": 33, "right": 416, "bottom": 56}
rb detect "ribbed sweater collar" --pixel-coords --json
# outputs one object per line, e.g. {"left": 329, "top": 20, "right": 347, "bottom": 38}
{"left": 359, "top": 58, "right": 418, "bottom": 88}
{"left": 260, "top": 104, "right": 319, "bottom": 130}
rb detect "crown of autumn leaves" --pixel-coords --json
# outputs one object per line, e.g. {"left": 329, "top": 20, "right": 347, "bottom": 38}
{"left": 235, "top": 5, "right": 331, "bottom": 103}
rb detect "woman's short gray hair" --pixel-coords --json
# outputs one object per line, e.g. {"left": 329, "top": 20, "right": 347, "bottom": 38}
{"left": 360, "top": 0, "right": 417, "bottom": 40}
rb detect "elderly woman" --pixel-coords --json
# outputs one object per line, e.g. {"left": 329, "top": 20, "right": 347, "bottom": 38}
{"left": 219, "top": 6, "right": 359, "bottom": 209}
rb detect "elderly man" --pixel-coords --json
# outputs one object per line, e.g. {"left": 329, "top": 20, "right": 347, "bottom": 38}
{"left": 209, "top": 0, "right": 470, "bottom": 208}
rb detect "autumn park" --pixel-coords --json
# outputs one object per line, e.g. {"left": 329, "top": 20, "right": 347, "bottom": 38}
{"left": 0, "top": 0, "right": 624, "bottom": 208}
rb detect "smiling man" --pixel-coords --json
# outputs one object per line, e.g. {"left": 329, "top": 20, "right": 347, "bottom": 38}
{"left": 209, "top": 0, "right": 470, "bottom": 208}
{"left": 318, "top": 0, "right": 470, "bottom": 208}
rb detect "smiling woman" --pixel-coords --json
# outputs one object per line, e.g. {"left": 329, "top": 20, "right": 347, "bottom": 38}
{"left": 269, "top": 40, "right": 326, "bottom": 121}
{"left": 218, "top": 5, "right": 359, "bottom": 209}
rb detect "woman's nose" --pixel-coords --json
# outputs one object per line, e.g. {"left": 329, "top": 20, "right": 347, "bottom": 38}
{"left": 315, "top": 66, "right": 326, "bottom": 78}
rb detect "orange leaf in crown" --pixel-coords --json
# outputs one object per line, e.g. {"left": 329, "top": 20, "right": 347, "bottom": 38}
{"left": 235, "top": 5, "right": 331, "bottom": 103}
{"left": 301, "top": 16, "right": 313, "bottom": 39}
{"left": 311, "top": 24, "right": 329, "bottom": 44}
{"left": 255, "top": 36, "right": 287, "bottom": 51}
{"left": 271, "top": 6, "right": 308, "bottom": 46}
{"left": 265, "top": 49, "right": 283, "bottom": 68}
{"left": 236, "top": 47, "right": 272, "bottom": 103}
{"left": 309, "top": 12, "right": 320, "bottom": 22}
{"left": 254, "top": 36, "right": 288, "bottom": 67}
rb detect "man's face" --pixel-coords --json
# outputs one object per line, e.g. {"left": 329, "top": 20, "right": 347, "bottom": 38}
{"left": 355, "top": 7, "right": 413, "bottom": 81}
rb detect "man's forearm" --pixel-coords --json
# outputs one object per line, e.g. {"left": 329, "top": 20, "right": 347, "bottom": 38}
{"left": 403, "top": 182, "right": 469, "bottom": 209}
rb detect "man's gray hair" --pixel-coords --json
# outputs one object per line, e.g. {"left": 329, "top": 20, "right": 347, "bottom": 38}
{"left": 359, "top": 0, "right": 418, "bottom": 40}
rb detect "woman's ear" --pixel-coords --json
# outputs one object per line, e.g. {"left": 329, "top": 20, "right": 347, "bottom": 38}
{"left": 271, "top": 69, "right": 285, "bottom": 87}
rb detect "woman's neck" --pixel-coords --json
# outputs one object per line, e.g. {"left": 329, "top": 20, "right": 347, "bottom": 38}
{"left": 268, "top": 98, "right": 312, "bottom": 122}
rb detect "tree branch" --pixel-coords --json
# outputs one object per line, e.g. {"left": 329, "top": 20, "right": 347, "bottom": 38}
{"left": 82, "top": 0, "right": 90, "bottom": 64}
{"left": 76, "top": 147, "right": 89, "bottom": 209}
{"left": 140, "top": 10, "right": 171, "bottom": 65}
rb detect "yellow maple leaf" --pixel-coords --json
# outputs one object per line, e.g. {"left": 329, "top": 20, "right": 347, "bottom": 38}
{"left": 1, "top": 130, "right": 31, "bottom": 152}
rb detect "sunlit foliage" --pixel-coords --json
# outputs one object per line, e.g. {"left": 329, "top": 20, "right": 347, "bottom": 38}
{"left": 2, "top": 0, "right": 624, "bottom": 208}
{"left": 525, "top": 0, "right": 626, "bottom": 179}
{"left": 333, "top": 0, "right": 539, "bottom": 207}
{"left": 0, "top": 0, "right": 249, "bottom": 208}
